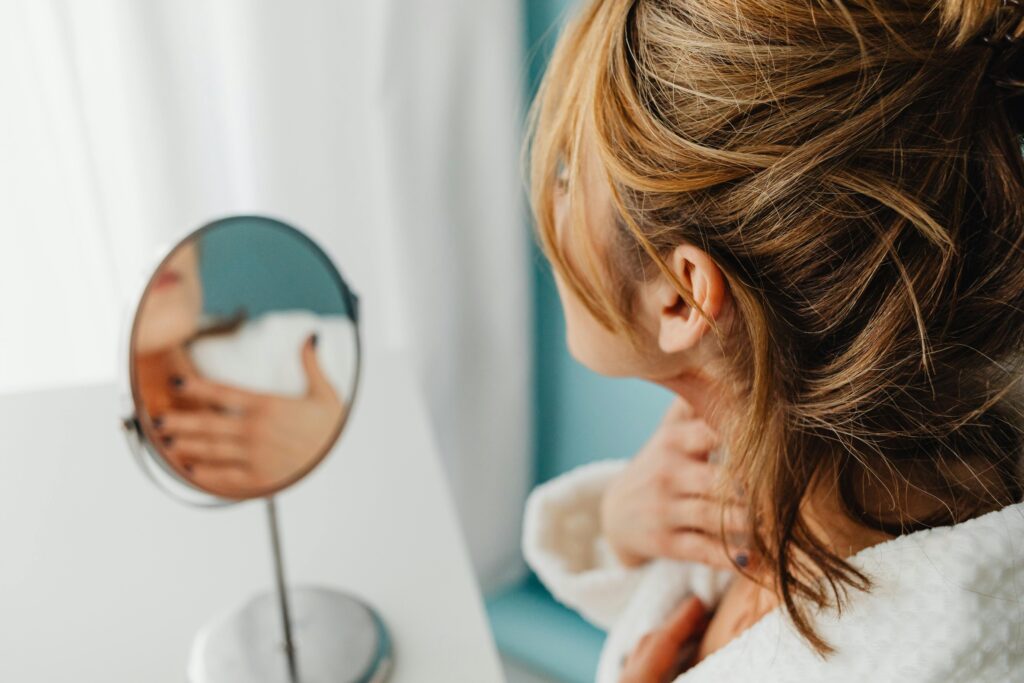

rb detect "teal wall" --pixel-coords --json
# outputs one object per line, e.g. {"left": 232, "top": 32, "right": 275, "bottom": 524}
{"left": 526, "top": 0, "right": 674, "bottom": 483}
{"left": 198, "top": 215, "right": 355, "bottom": 321}
{"left": 485, "top": 7, "right": 675, "bottom": 680}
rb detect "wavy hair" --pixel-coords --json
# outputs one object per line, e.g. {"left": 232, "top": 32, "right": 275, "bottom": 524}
{"left": 527, "top": 0, "right": 1024, "bottom": 654}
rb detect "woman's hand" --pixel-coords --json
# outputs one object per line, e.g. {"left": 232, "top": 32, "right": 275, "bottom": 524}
{"left": 154, "top": 334, "right": 346, "bottom": 495}
{"left": 600, "top": 396, "right": 750, "bottom": 570}
{"left": 619, "top": 596, "right": 709, "bottom": 683}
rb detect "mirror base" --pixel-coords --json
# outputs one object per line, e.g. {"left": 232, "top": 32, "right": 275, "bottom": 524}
{"left": 188, "top": 586, "right": 392, "bottom": 683}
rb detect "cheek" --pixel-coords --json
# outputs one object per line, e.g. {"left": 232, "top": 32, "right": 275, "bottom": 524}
{"left": 184, "top": 277, "right": 203, "bottom": 320}
{"left": 134, "top": 288, "right": 202, "bottom": 353}
{"left": 551, "top": 270, "right": 589, "bottom": 357}
{"left": 181, "top": 253, "right": 204, "bottom": 316}
{"left": 548, "top": 195, "right": 660, "bottom": 376}
{"left": 553, "top": 270, "right": 643, "bottom": 377}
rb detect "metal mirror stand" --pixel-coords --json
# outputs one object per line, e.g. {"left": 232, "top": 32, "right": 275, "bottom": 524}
{"left": 266, "top": 497, "right": 299, "bottom": 682}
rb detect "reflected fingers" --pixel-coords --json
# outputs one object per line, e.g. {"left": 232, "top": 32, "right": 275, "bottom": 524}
{"left": 157, "top": 410, "right": 246, "bottom": 440}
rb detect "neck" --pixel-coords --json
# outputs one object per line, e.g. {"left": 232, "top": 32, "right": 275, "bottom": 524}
{"left": 654, "top": 369, "right": 732, "bottom": 436}
{"left": 655, "top": 366, "right": 892, "bottom": 574}
{"left": 802, "top": 486, "right": 895, "bottom": 561}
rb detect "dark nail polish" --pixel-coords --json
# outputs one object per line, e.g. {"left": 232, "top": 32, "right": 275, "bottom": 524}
{"left": 736, "top": 552, "right": 749, "bottom": 568}
{"left": 153, "top": 415, "right": 164, "bottom": 429}
{"left": 162, "top": 435, "right": 174, "bottom": 447}
{"left": 169, "top": 374, "right": 185, "bottom": 389}
{"left": 310, "top": 333, "right": 319, "bottom": 348}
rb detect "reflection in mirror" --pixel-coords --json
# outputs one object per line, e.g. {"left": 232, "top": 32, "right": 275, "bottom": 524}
{"left": 122, "top": 216, "right": 389, "bottom": 681}
{"left": 130, "top": 216, "right": 359, "bottom": 500}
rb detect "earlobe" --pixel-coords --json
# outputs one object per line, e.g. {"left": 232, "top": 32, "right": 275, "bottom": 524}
{"left": 656, "top": 244, "right": 725, "bottom": 354}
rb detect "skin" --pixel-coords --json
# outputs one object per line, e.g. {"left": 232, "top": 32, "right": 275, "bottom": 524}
{"left": 154, "top": 335, "right": 345, "bottom": 496}
{"left": 134, "top": 243, "right": 214, "bottom": 423}
{"left": 132, "top": 239, "right": 346, "bottom": 499}
{"left": 552, "top": 132, "right": 890, "bottom": 679}
{"left": 599, "top": 394, "right": 749, "bottom": 571}
{"left": 620, "top": 596, "right": 709, "bottom": 683}
{"left": 135, "top": 243, "right": 204, "bottom": 354}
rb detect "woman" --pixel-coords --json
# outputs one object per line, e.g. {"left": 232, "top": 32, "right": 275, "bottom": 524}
{"left": 521, "top": 0, "right": 1024, "bottom": 680}
{"left": 133, "top": 237, "right": 357, "bottom": 499}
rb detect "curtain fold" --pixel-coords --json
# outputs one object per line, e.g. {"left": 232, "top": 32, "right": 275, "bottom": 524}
{"left": 370, "top": 0, "right": 532, "bottom": 590}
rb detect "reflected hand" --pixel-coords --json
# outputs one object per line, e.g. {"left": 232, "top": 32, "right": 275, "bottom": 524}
{"left": 601, "top": 396, "right": 751, "bottom": 570}
{"left": 619, "top": 596, "right": 709, "bottom": 683}
{"left": 155, "top": 334, "right": 345, "bottom": 495}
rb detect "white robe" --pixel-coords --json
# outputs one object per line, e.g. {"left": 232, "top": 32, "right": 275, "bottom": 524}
{"left": 188, "top": 310, "right": 358, "bottom": 399}
{"left": 522, "top": 459, "right": 1024, "bottom": 682}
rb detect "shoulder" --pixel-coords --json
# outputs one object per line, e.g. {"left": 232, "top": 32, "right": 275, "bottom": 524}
{"left": 680, "top": 503, "right": 1024, "bottom": 683}
{"left": 820, "top": 502, "right": 1024, "bottom": 680}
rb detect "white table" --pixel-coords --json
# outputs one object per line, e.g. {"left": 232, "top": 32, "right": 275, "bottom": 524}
{"left": 0, "top": 346, "right": 504, "bottom": 682}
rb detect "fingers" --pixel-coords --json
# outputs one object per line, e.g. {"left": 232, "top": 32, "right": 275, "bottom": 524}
{"left": 660, "top": 595, "right": 708, "bottom": 644}
{"left": 621, "top": 596, "right": 707, "bottom": 682}
{"left": 300, "top": 333, "right": 336, "bottom": 399}
{"left": 663, "top": 395, "right": 695, "bottom": 423}
{"left": 664, "top": 460, "right": 713, "bottom": 496}
{"left": 163, "top": 434, "right": 247, "bottom": 465}
{"left": 659, "top": 460, "right": 743, "bottom": 508}
{"left": 154, "top": 410, "right": 248, "bottom": 465}
{"left": 156, "top": 411, "right": 246, "bottom": 440}
{"left": 661, "top": 421, "right": 719, "bottom": 460}
{"left": 186, "top": 461, "right": 254, "bottom": 494}
{"left": 170, "top": 373, "right": 260, "bottom": 412}
{"left": 657, "top": 530, "right": 750, "bottom": 571}
{"left": 665, "top": 498, "right": 748, "bottom": 536}
{"left": 658, "top": 423, "right": 745, "bottom": 504}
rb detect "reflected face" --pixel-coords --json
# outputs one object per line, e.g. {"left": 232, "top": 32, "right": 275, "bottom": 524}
{"left": 134, "top": 242, "right": 203, "bottom": 354}
{"left": 129, "top": 218, "right": 360, "bottom": 501}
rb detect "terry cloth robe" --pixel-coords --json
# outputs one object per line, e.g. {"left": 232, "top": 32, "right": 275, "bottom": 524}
{"left": 523, "top": 459, "right": 1024, "bottom": 683}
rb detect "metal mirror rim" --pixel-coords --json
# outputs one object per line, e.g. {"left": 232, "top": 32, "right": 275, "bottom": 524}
{"left": 120, "top": 213, "right": 363, "bottom": 505}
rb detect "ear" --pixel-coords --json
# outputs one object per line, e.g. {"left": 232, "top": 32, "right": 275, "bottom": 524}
{"left": 655, "top": 243, "right": 726, "bottom": 354}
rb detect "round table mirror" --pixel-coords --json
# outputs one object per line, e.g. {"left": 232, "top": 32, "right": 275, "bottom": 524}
{"left": 120, "top": 215, "right": 391, "bottom": 683}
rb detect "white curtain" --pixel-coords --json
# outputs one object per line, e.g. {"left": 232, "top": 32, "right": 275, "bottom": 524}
{"left": 0, "top": 0, "right": 531, "bottom": 590}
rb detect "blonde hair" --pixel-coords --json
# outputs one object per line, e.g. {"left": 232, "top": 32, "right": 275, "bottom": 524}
{"left": 528, "top": 0, "right": 1024, "bottom": 654}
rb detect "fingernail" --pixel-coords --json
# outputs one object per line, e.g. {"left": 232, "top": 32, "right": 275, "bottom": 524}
{"left": 735, "top": 552, "right": 749, "bottom": 568}
{"left": 153, "top": 415, "right": 164, "bottom": 429}
{"left": 169, "top": 374, "right": 185, "bottom": 389}
{"left": 310, "top": 333, "right": 318, "bottom": 348}
{"left": 162, "top": 435, "right": 174, "bottom": 447}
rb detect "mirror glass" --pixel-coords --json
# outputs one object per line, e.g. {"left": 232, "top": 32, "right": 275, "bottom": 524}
{"left": 129, "top": 215, "right": 359, "bottom": 500}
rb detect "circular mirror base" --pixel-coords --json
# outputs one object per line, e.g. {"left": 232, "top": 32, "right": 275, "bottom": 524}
{"left": 188, "top": 586, "right": 391, "bottom": 683}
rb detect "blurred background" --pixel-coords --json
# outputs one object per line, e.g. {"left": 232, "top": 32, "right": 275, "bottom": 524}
{"left": 0, "top": 1, "right": 674, "bottom": 681}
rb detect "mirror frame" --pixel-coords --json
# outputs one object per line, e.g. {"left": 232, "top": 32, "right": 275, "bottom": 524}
{"left": 119, "top": 214, "right": 362, "bottom": 505}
